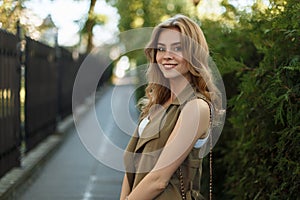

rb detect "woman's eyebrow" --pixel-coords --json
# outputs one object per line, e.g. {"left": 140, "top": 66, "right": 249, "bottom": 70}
{"left": 157, "top": 42, "right": 181, "bottom": 46}
{"left": 157, "top": 42, "right": 165, "bottom": 46}
{"left": 171, "top": 42, "right": 181, "bottom": 46}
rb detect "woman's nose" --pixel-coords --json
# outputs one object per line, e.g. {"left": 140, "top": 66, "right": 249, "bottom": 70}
{"left": 163, "top": 50, "right": 174, "bottom": 59}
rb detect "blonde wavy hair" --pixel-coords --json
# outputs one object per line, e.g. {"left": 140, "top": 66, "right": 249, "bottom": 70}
{"left": 140, "top": 14, "right": 223, "bottom": 119}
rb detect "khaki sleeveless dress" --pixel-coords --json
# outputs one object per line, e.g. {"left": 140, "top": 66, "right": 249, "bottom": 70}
{"left": 124, "top": 85, "right": 211, "bottom": 200}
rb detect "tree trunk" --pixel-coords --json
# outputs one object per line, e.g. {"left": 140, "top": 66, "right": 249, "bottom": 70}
{"left": 85, "top": 0, "right": 97, "bottom": 53}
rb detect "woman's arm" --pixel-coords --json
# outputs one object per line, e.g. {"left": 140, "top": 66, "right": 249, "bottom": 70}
{"left": 120, "top": 174, "right": 131, "bottom": 200}
{"left": 126, "top": 98, "right": 210, "bottom": 200}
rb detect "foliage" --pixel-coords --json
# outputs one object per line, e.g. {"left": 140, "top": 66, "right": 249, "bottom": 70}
{"left": 112, "top": 0, "right": 300, "bottom": 199}
{"left": 110, "top": 0, "right": 195, "bottom": 101}
{"left": 217, "top": 0, "right": 300, "bottom": 199}
{"left": 111, "top": 0, "right": 191, "bottom": 31}
{"left": 80, "top": 0, "right": 107, "bottom": 53}
{"left": 0, "top": 0, "right": 24, "bottom": 33}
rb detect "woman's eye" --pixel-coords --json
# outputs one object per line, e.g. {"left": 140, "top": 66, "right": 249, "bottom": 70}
{"left": 174, "top": 46, "right": 182, "bottom": 51}
{"left": 157, "top": 47, "right": 165, "bottom": 52}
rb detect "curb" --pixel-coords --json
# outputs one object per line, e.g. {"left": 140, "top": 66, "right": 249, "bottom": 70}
{"left": 0, "top": 91, "right": 98, "bottom": 200}
{"left": 0, "top": 116, "right": 73, "bottom": 200}
{"left": 0, "top": 83, "right": 111, "bottom": 200}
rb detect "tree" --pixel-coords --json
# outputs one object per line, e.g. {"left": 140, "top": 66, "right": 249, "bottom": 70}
{"left": 0, "top": 0, "right": 57, "bottom": 43}
{"left": 80, "top": 0, "right": 107, "bottom": 53}
{"left": 107, "top": 0, "right": 195, "bottom": 100}
{"left": 218, "top": 0, "right": 300, "bottom": 199}
{"left": 0, "top": 0, "right": 25, "bottom": 33}
{"left": 112, "top": 0, "right": 300, "bottom": 199}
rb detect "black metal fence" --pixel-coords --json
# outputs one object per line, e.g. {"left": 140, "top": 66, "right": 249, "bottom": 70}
{"left": 24, "top": 37, "right": 58, "bottom": 152}
{"left": 57, "top": 47, "right": 85, "bottom": 119}
{"left": 0, "top": 29, "right": 21, "bottom": 178}
{"left": 0, "top": 28, "right": 111, "bottom": 178}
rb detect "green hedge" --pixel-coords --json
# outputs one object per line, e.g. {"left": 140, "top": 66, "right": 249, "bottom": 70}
{"left": 203, "top": 0, "right": 300, "bottom": 199}
{"left": 116, "top": 0, "right": 300, "bottom": 198}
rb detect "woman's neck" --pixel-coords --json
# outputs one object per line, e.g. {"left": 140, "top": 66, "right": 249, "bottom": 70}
{"left": 169, "top": 73, "right": 191, "bottom": 101}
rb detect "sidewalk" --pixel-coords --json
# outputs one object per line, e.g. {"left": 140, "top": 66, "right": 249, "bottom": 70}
{"left": 0, "top": 110, "right": 76, "bottom": 200}
{"left": 0, "top": 83, "right": 139, "bottom": 200}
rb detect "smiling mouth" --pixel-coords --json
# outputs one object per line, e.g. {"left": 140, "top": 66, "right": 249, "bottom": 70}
{"left": 162, "top": 64, "right": 177, "bottom": 69}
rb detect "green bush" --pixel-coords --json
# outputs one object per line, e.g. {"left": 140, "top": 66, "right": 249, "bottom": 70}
{"left": 114, "top": 0, "right": 300, "bottom": 198}
{"left": 220, "top": 0, "right": 300, "bottom": 199}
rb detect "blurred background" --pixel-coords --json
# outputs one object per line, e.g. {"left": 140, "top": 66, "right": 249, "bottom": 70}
{"left": 0, "top": 0, "right": 299, "bottom": 199}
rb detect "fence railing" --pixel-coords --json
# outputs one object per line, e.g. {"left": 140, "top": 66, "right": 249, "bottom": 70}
{"left": 0, "top": 29, "right": 21, "bottom": 178}
{"left": 24, "top": 37, "right": 58, "bottom": 152}
{"left": 0, "top": 28, "right": 111, "bottom": 178}
{"left": 57, "top": 47, "right": 86, "bottom": 119}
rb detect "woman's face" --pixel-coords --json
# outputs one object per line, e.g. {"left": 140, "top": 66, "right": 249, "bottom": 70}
{"left": 156, "top": 28, "right": 189, "bottom": 80}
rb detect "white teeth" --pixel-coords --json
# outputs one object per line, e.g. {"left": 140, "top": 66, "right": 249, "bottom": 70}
{"left": 163, "top": 64, "right": 176, "bottom": 69}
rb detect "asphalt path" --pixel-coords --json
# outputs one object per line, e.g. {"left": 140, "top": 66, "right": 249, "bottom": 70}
{"left": 17, "top": 84, "right": 139, "bottom": 200}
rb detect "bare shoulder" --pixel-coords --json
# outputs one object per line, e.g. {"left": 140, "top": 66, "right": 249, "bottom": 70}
{"left": 180, "top": 98, "right": 210, "bottom": 138}
{"left": 182, "top": 98, "right": 210, "bottom": 115}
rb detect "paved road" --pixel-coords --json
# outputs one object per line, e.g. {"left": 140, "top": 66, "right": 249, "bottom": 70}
{"left": 17, "top": 84, "right": 139, "bottom": 200}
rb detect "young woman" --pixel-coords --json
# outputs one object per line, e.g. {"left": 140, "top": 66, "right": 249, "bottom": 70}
{"left": 120, "top": 14, "right": 224, "bottom": 200}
